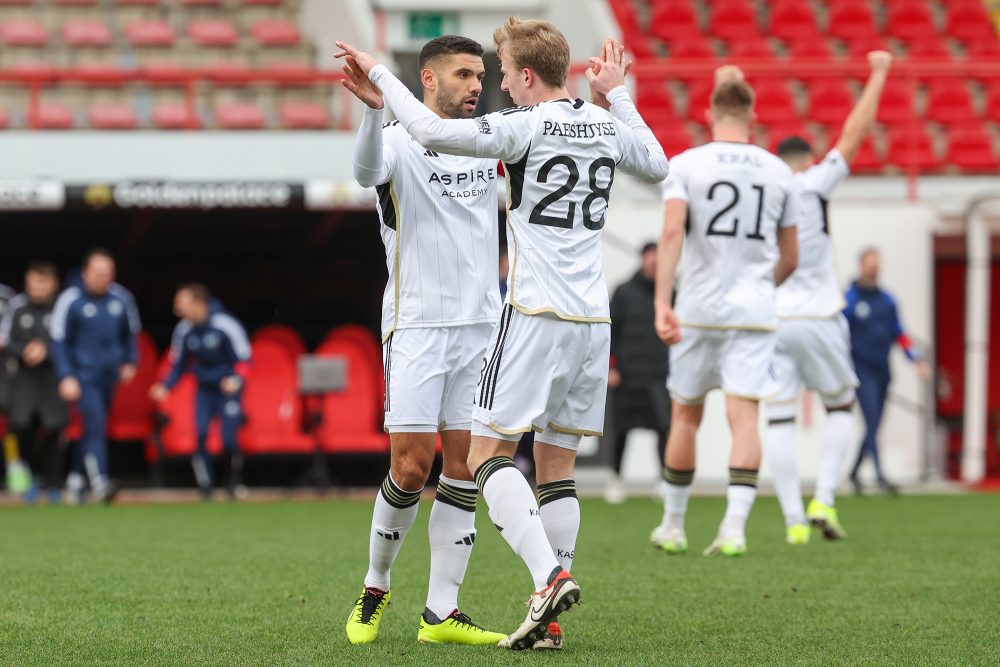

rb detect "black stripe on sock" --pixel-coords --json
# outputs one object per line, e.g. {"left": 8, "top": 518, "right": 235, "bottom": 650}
{"left": 380, "top": 475, "right": 421, "bottom": 509}
{"left": 435, "top": 480, "right": 477, "bottom": 512}
{"left": 729, "top": 467, "right": 759, "bottom": 488}
{"left": 663, "top": 466, "right": 695, "bottom": 486}
{"left": 768, "top": 416, "right": 795, "bottom": 426}
{"left": 537, "top": 479, "right": 577, "bottom": 506}
{"left": 826, "top": 403, "right": 853, "bottom": 413}
{"left": 474, "top": 456, "right": 515, "bottom": 490}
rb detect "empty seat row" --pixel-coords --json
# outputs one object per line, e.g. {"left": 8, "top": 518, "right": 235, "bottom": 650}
{"left": 645, "top": 0, "right": 995, "bottom": 44}
{"left": 87, "top": 323, "right": 388, "bottom": 461}
{"left": 0, "top": 17, "right": 301, "bottom": 47}
{"left": 0, "top": 99, "right": 330, "bottom": 128}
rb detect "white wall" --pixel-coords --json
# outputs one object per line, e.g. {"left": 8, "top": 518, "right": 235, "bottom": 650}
{"left": 605, "top": 179, "right": 957, "bottom": 489}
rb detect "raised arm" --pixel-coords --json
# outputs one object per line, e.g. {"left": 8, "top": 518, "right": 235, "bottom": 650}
{"left": 342, "top": 55, "right": 395, "bottom": 187}
{"left": 336, "top": 41, "right": 529, "bottom": 161}
{"left": 835, "top": 51, "right": 892, "bottom": 163}
{"left": 588, "top": 39, "right": 668, "bottom": 183}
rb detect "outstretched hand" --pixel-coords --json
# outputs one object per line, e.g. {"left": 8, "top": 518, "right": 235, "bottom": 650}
{"left": 341, "top": 55, "right": 384, "bottom": 109}
{"left": 587, "top": 39, "right": 632, "bottom": 109}
{"left": 334, "top": 41, "right": 378, "bottom": 77}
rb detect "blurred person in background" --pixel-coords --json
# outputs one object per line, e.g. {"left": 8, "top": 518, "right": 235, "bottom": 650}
{"left": 0, "top": 280, "right": 34, "bottom": 494}
{"left": 50, "top": 249, "right": 139, "bottom": 504}
{"left": 149, "top": 284, "right": 250, "bottom": 500}
{"left": 844, "top": 247, "right": 930, "bottom": 495}
{"left": 0, "top": 262, "right": 68, "bottom": 503}
{"left": 605, "top": 242, "right": 670, "bottom": 504}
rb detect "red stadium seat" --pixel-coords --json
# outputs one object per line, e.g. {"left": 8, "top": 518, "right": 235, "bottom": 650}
{"left": 967, "top": 38, "right": 1000, "bottom": 59}
{"left": 876, "top": 82, "right": 915, "bottom": 124}
{"left": 649, "top": 0, "right": 701, "bottom": 42}
{"left": 727, "top": 37, "right": 777, "bottom": 62}
{"left": 925, "top": 80, "right": 976, "bottom": 124}
{"left": 984, "top": 84, "right": 1000, "bottom": 124}
{"left": 709, "top": 0, "right": 760, "bottom": 41}
{"left": 0, "top": 107, "right": 9, "bottom": 128}
{"left": 907, "top": 36, "right": 952, "bottom": 62}
{"left": 843, "top": 35, "right": 890, "bottom": 60}
{"left": 786, "top": 36, "right": 835, "bottom": 61}
{"left": 279, "top": 102, "right": 329, "bottom": 129}
{"left": 847, "top": 135, "right": 882, "bottom": 173}
{"left": 249, "top": 20, "right": 300, "bottom": 47}
{"left": 685, "top": 78, "right": 714, "bottom": 122}
{"left": 250, "top": 324, "right": 306, "bottom": 358}
{"left": 768, "top": 2, "right": 818, "bottom": 43}
{"left": 215, "top": 102, "right": 265, "bottom": 129}
{"left": 636, "top": 83, "right": 676, "bottom": 117}
{"left": 188, "top": 19, "right": 239, "bottom": 47}
{"left": 321, "top": 324, "right": 384, "bottom": 419}
{"left": 668, "top": 35, "right": 715, "bottom": 60}
{"left": 314, "top": 334, "right": 389, "bottom": 453}
{"left": 240, "top": 340, "right": 314, "bottom": 454}
{"left": 152, "top": 103, "right": 201, "bottom": 129}
{"left": 827, "top": 0, "right": 878, "bottom": 41}
{"left": 885, "top": 2, "right": 938, "bottom": 42}
{"left": 125, "top": 19, "right": 174, "bottom": 46}
{"left": 88, "top": 103, "right": 139, "bottom": 129}
{"left": 945, "top": 126, "right": 1000, "bottom": 172}
{"left": 61, "top": 20, "right": 113, "bottom": 47}
{"left": 766, "top": 121, "right": 811, "bottom": 154}
{"left": 946, "top": 2, "right": 997, "bottom": 42}
{"left": 650, "top": 117, "right": 693, "bottom": 157}
{"left": 108, "top": 331, "right": 158, "bottom": 441}
{"left": 887, "top": 126, "right": 941, "bottom": 171}
{"left": 751, "top": 80, "right": 798, "bottom": 124}
{"left": 806, "top": 80, "right": 854, "bottom": 125}
{"left": 28, "top": 102, "right": 74, "bottom": 129}
{"left": 0, "top": 19, "right": 47, "bottom": 46}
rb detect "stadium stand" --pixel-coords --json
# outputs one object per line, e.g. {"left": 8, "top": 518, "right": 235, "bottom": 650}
{"left": 239, "top": 339, "right": 314, "bottom": 454}
{"left": 607, "top": 0, "right": 1000, "bottom": 173}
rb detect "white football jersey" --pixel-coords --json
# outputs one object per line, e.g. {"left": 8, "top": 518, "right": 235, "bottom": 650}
{"left": 359, "top": 117, "right": 501, "bottom": 340}
{"left": 367, "top": 65, "right": 669, "bottom": 324}
{"left": 661, "top": 141, "right": 798, "bottom": 330}
{"left": 777, "top": 149, "right": 849, "bottom": 319}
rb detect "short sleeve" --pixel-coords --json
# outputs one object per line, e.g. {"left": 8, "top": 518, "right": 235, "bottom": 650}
{"left": 660, "top": 153, "right": 689, "bottom": 202}
{"left": 801, "top": 148, "right": 849, "bottom": 199}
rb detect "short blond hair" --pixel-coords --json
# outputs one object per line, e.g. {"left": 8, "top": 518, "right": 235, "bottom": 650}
{"left": 492, "top": 16, "right": 570, "bottom": 88}
{"left": 710, "top": 80, "right": 755, "bottom": 121}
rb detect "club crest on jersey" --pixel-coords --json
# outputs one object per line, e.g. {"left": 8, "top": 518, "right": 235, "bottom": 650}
{"left": 82, "top": 303, "right": 98, "bottom": 318}
{"left": 108, "top": 300, "right": 124, "bottom": 316}
{"left": 19, "top": 313, "right": 34, "bottom": 329}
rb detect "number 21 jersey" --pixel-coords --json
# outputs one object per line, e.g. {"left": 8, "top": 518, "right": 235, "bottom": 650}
{"left": 661, "top": 141, "right": 799, "bottom": 330}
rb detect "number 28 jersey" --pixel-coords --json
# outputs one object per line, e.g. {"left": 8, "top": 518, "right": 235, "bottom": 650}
{"left": 661, "top": 141, "right": 799, "bottom": 331}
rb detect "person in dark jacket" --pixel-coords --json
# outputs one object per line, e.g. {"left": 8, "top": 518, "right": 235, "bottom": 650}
{"left": 844, "top": 247, "right": 929, "bottom": 494}
{"left": 0, "top": 262, "right": 68, "bottom": 502}
{"left": 606, "top": 242, "right": 671, "bottom": 502}
{"left": 150, "top": 284, "right": 250, "bottom": 499}
{"left": 50, "top": 249, "right": 139, "bottom": 503}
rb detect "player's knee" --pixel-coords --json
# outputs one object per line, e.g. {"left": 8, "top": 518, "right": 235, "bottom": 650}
{"left": 392, "top": 455, "right": 432, "bottom": 491}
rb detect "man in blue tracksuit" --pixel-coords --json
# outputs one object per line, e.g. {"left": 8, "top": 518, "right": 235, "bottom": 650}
{"left": 50, "top": 249, "right": 139, "bottom": 503}
{"left": 844, "top": 248, "right": 929, "bottom": 494}
{"left": 150, "top": 284, "right": 251, "bottom": 499}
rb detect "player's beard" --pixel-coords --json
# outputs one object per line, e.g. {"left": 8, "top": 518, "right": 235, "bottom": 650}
{"left": 438, "top": 87, "right": 476, "bottom": 119}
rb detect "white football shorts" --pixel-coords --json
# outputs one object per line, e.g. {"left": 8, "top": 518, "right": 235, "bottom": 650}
{"left": 383, "top": 323, "right": 493, "bottom": 433}
{"left": 768, "top": 315, "right": 859, "bottom": 420}
{"left": 471, "top": 305, "right": 610, "bottom": 450}
{"left": 668, "top": 327, "right": 777, "bottom": 405}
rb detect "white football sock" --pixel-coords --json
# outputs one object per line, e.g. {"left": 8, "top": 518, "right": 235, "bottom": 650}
{"left": 660, "top": 467, "right": 694, "bottom": 531}
{"left": 765, "top": 422, "right": 805, "bottom": 526}
{"left": 425, "top": 475, "right": 478, "bottom": 620}
{"left": 475, "top": 457, "right": 559, "bottom": 591}
{"left": 364, "top": 473, "right": 421, "bottom": 592}
{"left": 538, "top": 479, "right": 579, "bottom": 573}
{"left": 722, "top": 469, "right": 758, "bottom": 534}
{"left": 816, "top": 410, "right": 854, "bottom": 507}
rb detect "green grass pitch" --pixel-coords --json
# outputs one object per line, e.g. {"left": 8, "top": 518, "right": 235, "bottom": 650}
{"left": 1, "top": 493, "right": 997, "bottom": 666}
